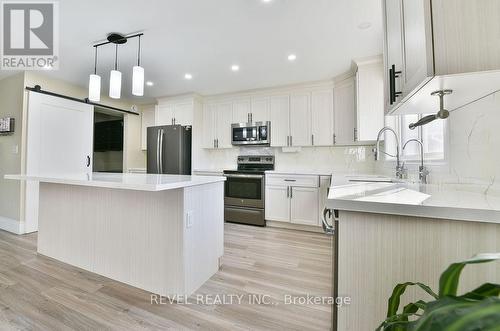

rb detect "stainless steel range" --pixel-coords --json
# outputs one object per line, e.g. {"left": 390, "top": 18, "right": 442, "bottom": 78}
{"left": 224, "top": 155, "right": 275, "bottom": 226}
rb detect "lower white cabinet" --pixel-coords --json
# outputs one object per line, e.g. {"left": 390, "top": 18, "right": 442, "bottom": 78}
{"left": 265, "top": 174, "right": 326, "bottom": 227}
{"left": 265, "top": 186, "right": 290, "bottom": 222}
{"left": 290, "top": 187, "right": 319, "bottom": 226}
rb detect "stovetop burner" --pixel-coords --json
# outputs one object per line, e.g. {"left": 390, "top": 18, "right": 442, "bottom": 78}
{"left": 224, "top": 155, "right": 275, "bottom": 174}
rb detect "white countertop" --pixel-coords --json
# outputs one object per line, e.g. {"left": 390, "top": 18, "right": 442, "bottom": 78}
{"left": 265, "top": 170, "right": 333, "bottom": 176}
{"left": 5, "top": 173, "right": 226, "bottom": 192}
{"left": 327, "top": 181, "right": 500, "bottom": 224}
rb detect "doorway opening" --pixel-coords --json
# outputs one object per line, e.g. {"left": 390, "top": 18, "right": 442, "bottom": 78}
{"left": 93, "top": 108, "right": 124, "bottom": 173}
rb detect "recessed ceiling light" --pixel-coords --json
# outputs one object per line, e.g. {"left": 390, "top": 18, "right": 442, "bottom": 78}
{"left": 231, "top": 65, "right": 240, "bottom": 72}
{"left": 288, "top": 54, "right": 297, "bottom": 62}
{"left": 146, "top": 81, "right": 154, "bottom": 86}
{"left": 358, "top": 22, "right": 372, "bottom": 30}
{"left": 184, "top": 73, "right": 193, "bottom": 80}
{"left": 261, "top": 0, "right": 272, "bottom": 3}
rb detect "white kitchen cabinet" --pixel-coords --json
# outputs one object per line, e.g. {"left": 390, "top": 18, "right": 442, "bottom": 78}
{"left": 290, "top": 187, "right": 319, "bottom": 226}
{"left": 265, "top": 173, "right": 321, "bottom": 227}
{"left": 156, "top": 104, "right": 174, "bottom": 126}
{"left": 354, "top": 57, "right": 385, "bottom": 141}
{"left": 156, "top": 101, "right": 194, "bottom": 126}
{"left": 202, "top": 102, "right": 233, "bottom": 149}
{"left": 265, "top": 186, "right": 290, "bottom": 222}
{"left": 334, "top": 76, "right": 356, "bottom": 145}
{"left": 202, "top": 103, "right": 217, "bottom": 149}
{"left": 383, "top": 0, "right": 500, "bottom": 115}
{"left": 141, "top": 106, "right": 155, "bottom": 150}
{"left": 289, "top": 93, "right": 312, "bottom": 147}
{"left": 216, "top": 103, "right": 233, "bottom": 148}
{"left": 232, "top": 99, "right": 251, "bottom": 124}
{"left": 383, "top": 0, "right": 405, "bottom": 112}
{"left": 401, "top": 0, "right": 433, "bottom": 97}
{"left": 311, "top": 89, "right": 334, "bottom": 146}
{"left": 173, "top": 102, "right": 194, "bottom": 126}
{"left": 269, "top": 95, "right": 290, "bottom": 147}
{"left": 251, "top": 97, "right": 270, "bottom": 122}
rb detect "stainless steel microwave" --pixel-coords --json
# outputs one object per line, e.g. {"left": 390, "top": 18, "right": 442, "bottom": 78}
{"left": 231, "top": 122, "right": 270, "bottom": 146}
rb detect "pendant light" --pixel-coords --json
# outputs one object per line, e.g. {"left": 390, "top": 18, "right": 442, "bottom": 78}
{"left": 132, "top": 35, "right": 144, "bottom": 96}
{"left": 109, "top": 44, "right": 122, "bottom": 99}
{"left": 88, "top": 47, "right": 101, "bottom": 102}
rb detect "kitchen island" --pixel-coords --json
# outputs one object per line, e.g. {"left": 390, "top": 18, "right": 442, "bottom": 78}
{"left": 5, "top": 173, "right": 226, "bottom": 297}
{"left": 326, "top": 180, "right": 500, "bottom": 331}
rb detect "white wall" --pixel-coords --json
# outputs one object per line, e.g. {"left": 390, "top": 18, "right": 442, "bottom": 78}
{"left": 0, "top": 73, "right": 24, "bottom": 233}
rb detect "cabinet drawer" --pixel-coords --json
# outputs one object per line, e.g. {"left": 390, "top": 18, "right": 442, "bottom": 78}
{"left": 266, "top": 174, "right": 319, "bottom": 188}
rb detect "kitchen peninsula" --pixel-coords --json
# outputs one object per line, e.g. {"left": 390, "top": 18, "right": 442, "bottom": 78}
{"left": 327, "top": 180, "right": 500, "bottom": 330}
{"left": 5, "top": 173, "right": 225, "bottom": 297}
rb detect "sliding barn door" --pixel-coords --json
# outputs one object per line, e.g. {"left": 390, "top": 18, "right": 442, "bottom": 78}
{"left": 25, "top": 92, "right": 93, "bottom": 233}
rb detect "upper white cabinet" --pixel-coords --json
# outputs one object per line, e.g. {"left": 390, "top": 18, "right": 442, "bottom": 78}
{"left": 202, "top": 102, "right": 233, "bottom": 149}
{"left": 232, "top": 97, "right": 270, "bottom": 124}
{"left": 232, "top": 99, "right": 251, "bottom": 124}
{"left": 270, "top": 95, "right": 290, "bottom": 147}
{"left": 156, "top": 99, "right": 194, "bottom": 126}
{"left": 383, "top": 0, "right": 500, "bottom": 115}
{"left": 141, "top": 106, "right": 155, "bottom": 150}
{"left": 334, "top": 76, "right": 356, "bottom": 145}
{"left": 289, "top": 93, "right": 312, "bottom": 147}
{"left": 311, "top": 90, "right": 334, "bottom": 146}
{"left": 251, "top": 97, "right": 270, "bottom": 122}
{"left": 354, "top": 57, "right": 385, "bottom": 141}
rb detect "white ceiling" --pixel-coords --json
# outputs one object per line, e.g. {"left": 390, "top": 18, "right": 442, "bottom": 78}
{"left": 4, "top": 0, "right": 383, "bottom": 102}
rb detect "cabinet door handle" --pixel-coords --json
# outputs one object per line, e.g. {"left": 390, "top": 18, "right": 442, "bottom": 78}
{"left": 290, "top": 136, "right": 293, "bottom": 146}
{"left": 284, "top": 179, "right": 296, "bottom": 182}
{"left": 86, "top": 155, "right": 91, "bottom": 168}
{"left": 216, "top": 139, "right": 219, "bottom": 148}
{"left": 390, "top": 64, "right": 403, "bottom": 104}
{"left": 287, "top": 186, "right": 290, "bottom": 198}
{"left": 311, "top": 134, "right": 314, "bottom": 146}
{"left": 214, "top": 139, "right": 216, "bottom": 148}
{"left": 354, "top": 128, "right": 358, "bottom": 141}
{"left": 287, "top": 136, "right": 290, "bottom": 147}
{"left": 333, "top": 133, "right": 336, "bottom": 145}
{"left": 290, "top": 187, "right": 293, "bottom": 198}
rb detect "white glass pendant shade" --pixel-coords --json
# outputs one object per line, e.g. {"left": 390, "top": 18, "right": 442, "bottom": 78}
{"left": 109, "top": 70, "right": 122, "bottom": 99}
{"left": 132, "top": 66, "right": 144, "bottom": 96}
{"left": 88, "top": 74, "right": 101, "bottom": 102}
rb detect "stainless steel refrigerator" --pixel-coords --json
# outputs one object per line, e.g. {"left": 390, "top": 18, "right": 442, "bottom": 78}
{"left": 147, "top": 125, "right": 192, "bottom": 175}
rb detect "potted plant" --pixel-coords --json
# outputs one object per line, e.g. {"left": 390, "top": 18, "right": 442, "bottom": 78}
{"left": 377, "top": 253, "right": 500, "bottom": 330}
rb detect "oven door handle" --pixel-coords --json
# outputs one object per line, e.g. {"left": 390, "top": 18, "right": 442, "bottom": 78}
{"left": 224, "top": 174, "right": 264, "bottom": 179}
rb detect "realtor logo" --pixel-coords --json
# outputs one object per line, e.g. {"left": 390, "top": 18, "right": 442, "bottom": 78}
{"left": 1, "top": 1, "right": 59, "bottom": 70}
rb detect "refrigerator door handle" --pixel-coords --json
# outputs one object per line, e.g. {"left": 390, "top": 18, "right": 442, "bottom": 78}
{"left": 159, "top": 129, "right": 164, "bottom": 173}
{"left": 156, "top": 129, "right": 161, "bottom": 172}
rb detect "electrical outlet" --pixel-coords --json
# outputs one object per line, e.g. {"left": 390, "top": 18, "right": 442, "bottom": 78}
{"left": 186, "top": 211, "right": 193, "bottom": 229}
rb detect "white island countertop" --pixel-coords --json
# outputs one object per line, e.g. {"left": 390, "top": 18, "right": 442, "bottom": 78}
{"left": 5, "top": 173, "right": 226, "bottom": 192}
{"left": 327, "top": 181, "right": 500, "bottom": 224}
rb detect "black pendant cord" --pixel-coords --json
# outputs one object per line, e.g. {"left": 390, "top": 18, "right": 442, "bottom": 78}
{"left": 93, "top": 47, "right": 98, "bottom": 75}
{"left": 26, "top": 85, "right": 139, "bottom": 116}
{"left": 137, "top": 35, "right": 141, "bottom": 66}
{"left": 114, "top": 44, "right": 118, "bottom": 71}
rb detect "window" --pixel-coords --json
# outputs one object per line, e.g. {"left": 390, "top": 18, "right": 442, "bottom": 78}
{"left": 383, "top": 114, "right": 446, "bottom": 163}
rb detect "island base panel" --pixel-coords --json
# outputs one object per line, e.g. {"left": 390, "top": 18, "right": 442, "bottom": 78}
{"left": 336, "top": 211, "right": 500, "bottom": 331}
{"left": 37, "top": 182, "right": 224, "bottom": 297}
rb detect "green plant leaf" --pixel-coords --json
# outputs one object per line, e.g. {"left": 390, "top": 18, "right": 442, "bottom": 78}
{"left": 412, "top": 296, "right": 500, "bottom": 331}
{"left": 387, "top": 282, "right": 438, "bottom": 318}
{"left": 460, "top": 283, "right": 500, "bottom": 300}
{"left": 439, "top": 253, "right": 500, "bottom": 297}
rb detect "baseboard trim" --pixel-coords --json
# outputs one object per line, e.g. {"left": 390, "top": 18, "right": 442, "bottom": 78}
{"left": 0, "top": 216, "right": 24, "bottom": 234}
{"left": 266, "top": 220, "right": 323, "bottom": 233}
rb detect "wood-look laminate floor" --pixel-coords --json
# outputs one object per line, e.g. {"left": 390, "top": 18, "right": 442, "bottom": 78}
{"left": 0, "top": 223, "right": 332, "bottom": 331}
